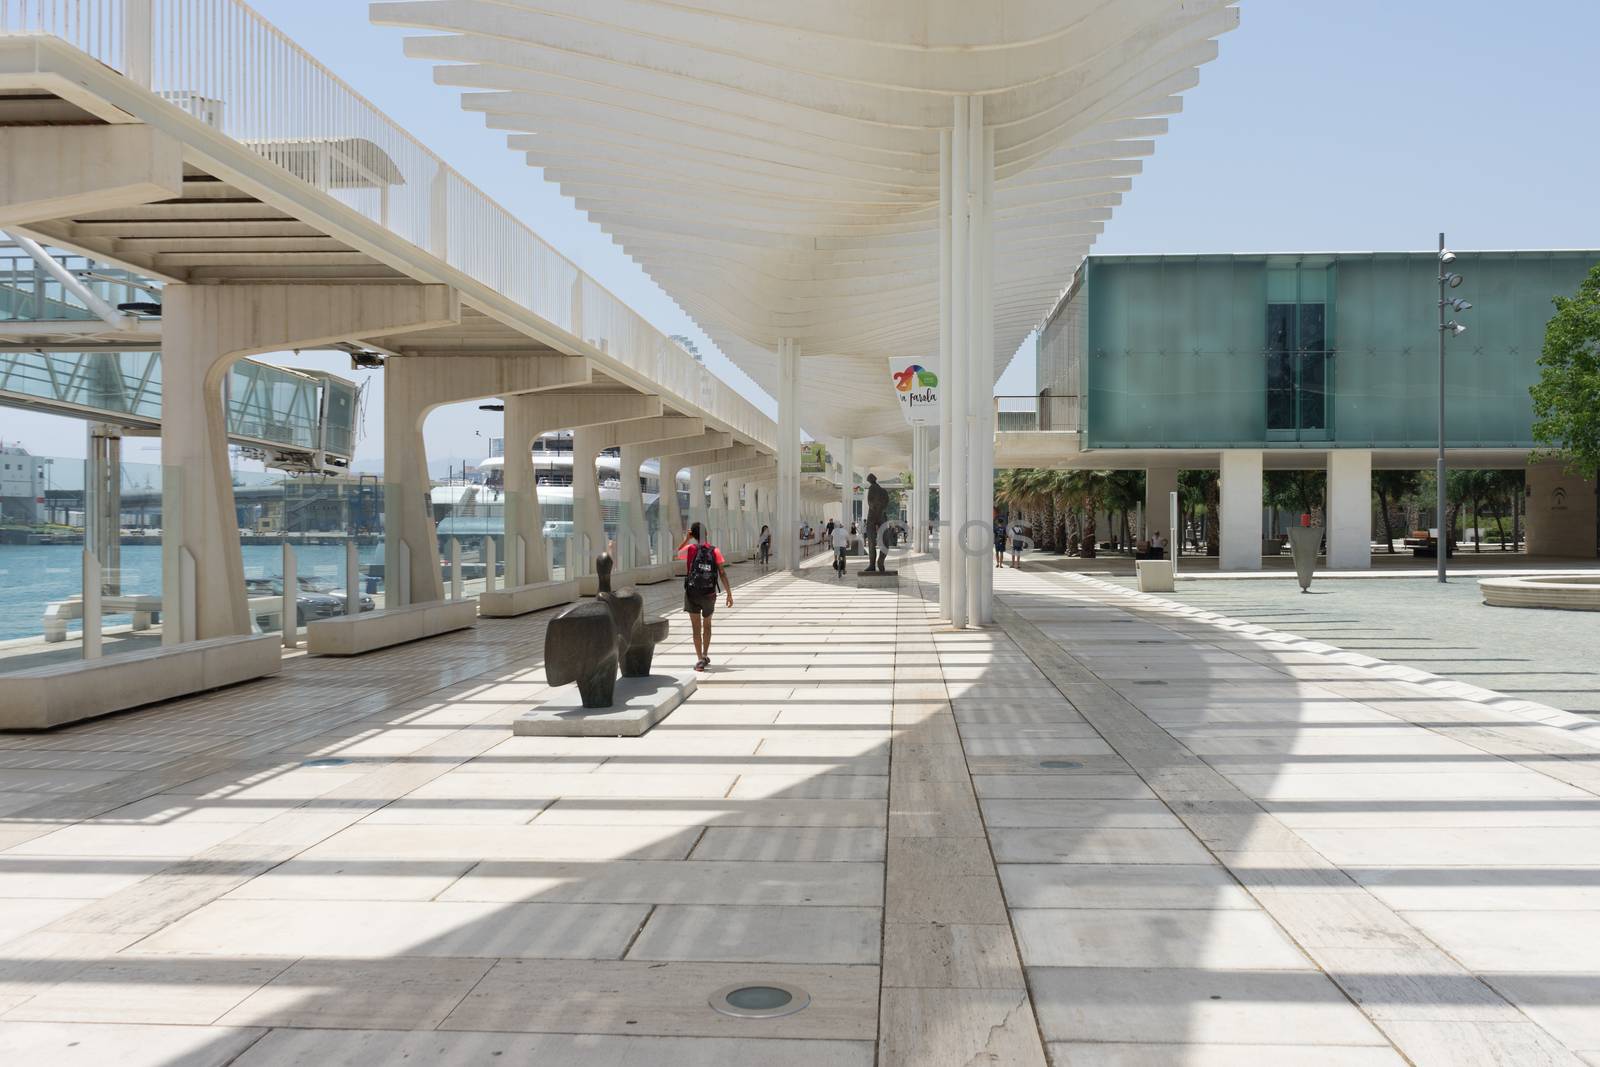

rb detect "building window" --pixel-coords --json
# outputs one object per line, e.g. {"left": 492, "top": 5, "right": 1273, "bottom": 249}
{"left": 1266, "top": 299, "right": 1330, "bottom": 439}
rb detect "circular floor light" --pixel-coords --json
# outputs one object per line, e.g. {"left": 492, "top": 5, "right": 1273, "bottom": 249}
{"left": 709, "top": 983, "right": 810, "bottom": 1019}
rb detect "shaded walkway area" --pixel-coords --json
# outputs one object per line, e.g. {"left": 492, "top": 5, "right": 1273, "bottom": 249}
{"left": 0, "top": 553, "right": 1596, "bottom": 1064}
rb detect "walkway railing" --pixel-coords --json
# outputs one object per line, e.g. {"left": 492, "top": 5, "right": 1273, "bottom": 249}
{"left": 0, "top": 0, "right": 775, "bottom": 450}
{"left": 996, "top": 394, "right": 1080, "bottom": 433}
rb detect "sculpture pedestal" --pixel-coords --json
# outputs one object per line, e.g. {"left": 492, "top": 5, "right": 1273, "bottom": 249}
{"left": 514, "top": 671, "right": 697, "bottom": 737}
{"left": 857, "top": 570, "right": 899, "bottom": 587}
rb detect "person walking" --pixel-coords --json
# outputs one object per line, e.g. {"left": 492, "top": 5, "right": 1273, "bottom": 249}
{"left": 832, "top": 520, "right": 850, "bottom": 577}
{"left": 677, "top": 522, "right": 732, "bottom": 671}
{"left": 1009, "top": 519, "right": 1026, "bottom": 568}
{"left": 994, "top": 515, "right": 1008, "bottom": 567}
{"left": 758, "top": 525, "right": 772, "bottom": 569}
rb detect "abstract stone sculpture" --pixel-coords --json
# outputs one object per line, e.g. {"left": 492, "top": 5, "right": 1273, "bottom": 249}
{"left": 596, "top": 554, "right": 669, "bottom": 678}
{"left": 544, "top": 597, "right": 619, "bottom": 708}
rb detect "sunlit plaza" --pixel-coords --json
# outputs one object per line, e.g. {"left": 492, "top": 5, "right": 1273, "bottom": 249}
{"left": 2, "top": 3, "right": 1600, "bottom": 1066}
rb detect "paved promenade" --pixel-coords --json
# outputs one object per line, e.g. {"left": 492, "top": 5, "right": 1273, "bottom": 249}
{"left": 0, "top": 554, "right": 1596, "bottom": 1064}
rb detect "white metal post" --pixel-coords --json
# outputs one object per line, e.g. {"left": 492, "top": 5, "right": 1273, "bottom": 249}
{"left": 974, "top": 121, "right": 996, "bottom": 624}
{"left": 837, "top": 437, "right": 854, "bottom": 530}
{"left": 345, "top": 540, "right": 359, "bottom": 615}
{"left": 484, "top": 536, "right": 497, "bottom": 592}
{"left": 281, "top": 542, "right": 297, "bottom": 649}
{"left": 82, "top": 550, "right": 102, "bottom": 660}
{"left": 1170, "top": 490, "right": 1180, "bottom": 577}
{"left": 777, "top": 338, "right": 801, "bottom": 571}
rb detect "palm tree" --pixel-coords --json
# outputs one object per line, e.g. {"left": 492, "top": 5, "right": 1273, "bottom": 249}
{"left": 1372, "top": 470, "right": 1423, "bottom": 552}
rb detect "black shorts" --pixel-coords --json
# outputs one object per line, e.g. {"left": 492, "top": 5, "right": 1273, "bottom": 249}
{"left": 684, "top": 590, "right": 717, "bottom": 617}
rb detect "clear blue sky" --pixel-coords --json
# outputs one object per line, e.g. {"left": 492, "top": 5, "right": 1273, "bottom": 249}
{"left": 7, "top": 0, "right": 1599, "bottom": 467}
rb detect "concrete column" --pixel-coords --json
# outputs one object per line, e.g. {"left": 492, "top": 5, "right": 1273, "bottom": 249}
{"left": 1145, "top": 467, "right": 1180, "bottom": 545}
{"left": 85, "top": 423, "right": 122, "bottom": 594}
{"left": 1327, "top": 450, "right": 1373, "bottom": 570}
{"left": 835, "top": 439, "right": 854, "bottom": 529}
{"left": 1526, "top": 459, "right": 1599, "bottom": 558}
{"left": 946, "top": 97, "right": 971, "bottom": 627}
{"left": 1219, "top": 450, "right": 1264, "bottom": 572}
{"left": 502, "top": 393, "right": 546, "bottom": 586}
{"left": 938, "top": 125, "right": 955, "bottom": 620}
{"left": 972, "top": 118, "right": 996, "bottom": 625}
{"left": 777, "top": 338, "right": 801, "bottom": 570}
{"left": 618, "top": 446, "right": 648, "bottom": 567}
{"left": 160, "top": 283, "right": 455, "bottom": 639}
{"left": 570, "top": 426, "right": 606, "bottom": 571}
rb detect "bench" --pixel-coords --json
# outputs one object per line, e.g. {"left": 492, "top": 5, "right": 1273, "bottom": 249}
{"left": 477, "top": 580, "right": 579, "bottom": 618}
{"left": 43, "top": 594, "right": 163, "bottom": 642}
{"left": 306, "top": 598, "right": 477, "bottom": 656}
{"left": 0, "top": 633, "right": 282, "bottom": 730}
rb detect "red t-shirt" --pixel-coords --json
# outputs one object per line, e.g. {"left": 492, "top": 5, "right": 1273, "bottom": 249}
{"left": 680, "top": 542, "right": 725, "bottom": 565}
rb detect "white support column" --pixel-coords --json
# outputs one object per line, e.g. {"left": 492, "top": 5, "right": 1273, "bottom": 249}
{"left": 1219, "top": 450, "right": 1265, "bottom": 572}
{"left": 973, "top": 117, "right": 996, "bottom": 625}
{"left": 1145, "top": 468, "right": 1180, "bottom": 547}
{"left": 938, "top": 126, "right": 954, "bottom": 618}
{"left": 946, "top": 97, "right": 971, "bottom": 628}
{"left": 161, "top": 283, "right": 454, "bottom": 640}
{"left": 502, "top": 393, "right": 544, "bottom": 586}
{"left": 571, "top": 426, "right": 606, "bottom": 571}
{"left": 837, "top": 438, "right": 855, "bottom": 529}
{"left": 777, "top": 338, "right": 801, "bottom": 571}
{"left": 618, "top": 445, "right": 648, "bottom": 567}
{"left": 85, "top": 423, "right": 122, "bottom": 595}
{"left": 1327, "top": 450, "right": 1374, "bottom": 570}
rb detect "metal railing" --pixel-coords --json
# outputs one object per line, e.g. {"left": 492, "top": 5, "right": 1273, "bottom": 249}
{"left": 0, "top": 248, "right": 153, "bottom": 322}
{"left": 0, "top": 0, "right": 775, "bottom": 450}
{"left": 995, "top": 395, "right": 1080, "bottom": 433}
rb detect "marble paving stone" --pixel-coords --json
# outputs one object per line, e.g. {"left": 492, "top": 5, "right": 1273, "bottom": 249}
{"left": 4, "top": 822, "right": 259, "bottom": 858}
{"left": 691, "top": 826, "right": 884, "bottom": 862}
{"left": 965, "top": 754, "right": 1133, "bottom": 776}
{"left": 5, "top": 957, "right": 291, "bottom": 1024}
{"left": 438, "top": 859, "right": 882, "bottom": 906}
{"left": 1227, "top": 772, "right": 1590, "bottom": 802}
{"left": 533, "top": 797, "right": 885, "bottom": 828}
{"left": 220, "top": 956, "right": 493, "bottom": 1030}
{"left": 0, "top": 860, "right": 164, "bottom": 901}
{"left": 961, "top": 737, "right": 1118, "bottom": 757}
{"left": 0, "top": 898, "right": 90, "bottom": 944}
{"left": 222, "top": 858, "right": 476, "bottom": 902}
{"left": 1312, "top": 946, "right": 1522, "bottom": 1023}
{"left": 1482, "top": 974, "right": 1600, "bottom": 1053}
{"left": 440, "top": 958, "right": 879, "bottom": 1039}
{"left": 1397, "top": 910, "right": 1600, "bottom": 973}
{"left": 1029, "top": 967, "right": 1391, "bottom": 1046}
{"left": 1263, "top": 800, "right": 1600, "bottom": 831}
{"left": 998, "top": 864, "right": 1255, "bottom": 911}
{"left": 135, "top": 898, "right": 649, "bottom": 960}
{"left": 0, "top": 1021, "right": 266, "bottom": 1066}
{"left": 973, "top": 773, "right": 1157, "bottom": 800}
{"left": 357, "top": 796, "right": 554, "bottom": 826}
{"left": 980, "top": 798, "right": 1181, "bottom": 829}
{"left": 886, "top": 837, "right": 1009, "bottom": 925}
{"left": 1046, "top": 1042, "right": 1407, "bottom": 1065}
{"left": 991, "top": 827, "right": 1216, "bottom": 865}
{"left": 296, "top": 822, "right": 700, "bottom": 862}
{"left": 878, "top": 987, "right": 1045, "bottom": 1066}
{"left": 1376, "top": 1019, "right": 1591, "bottom": 1067}
{"left": 405, "top": 771, "right": 740, "bottom": 799}
{"left": 86, "top": 795, "right": 297, "bottom": 825}
{"left": 627, "top": 904, "right": 880, "bottom": 964}
{"left": 230, "top": 1029, "right": 875, "bottom": 1066}
{"left": 881, "top": 922, "right": 1023, "bottom": 989}
{"left": 1012, "top": 908, "right": 1312, "bottom": 970}
{"left": 1352, "top": 866, "right": 1600, "bottom": 912}
{"left": 1299, "top": 826, "right": 1600, "bottom": 867}
{"left": 728, "top": 774, "right": 889, "bottom": 800}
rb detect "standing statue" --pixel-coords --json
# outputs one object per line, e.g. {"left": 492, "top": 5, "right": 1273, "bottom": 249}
{"left": 862, "top": 473, "right": 893, "bottom": 574}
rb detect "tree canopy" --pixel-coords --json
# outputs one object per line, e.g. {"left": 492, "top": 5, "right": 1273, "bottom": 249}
{"left": 1530, "top": 263, "right": 1600, "bottom": 478}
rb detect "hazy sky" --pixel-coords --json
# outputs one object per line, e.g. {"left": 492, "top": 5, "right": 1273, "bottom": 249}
{"left": 6, "top": 0, "right": 1599, "bottom": 469}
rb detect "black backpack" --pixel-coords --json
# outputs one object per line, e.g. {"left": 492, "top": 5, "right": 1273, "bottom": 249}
{"left": 686, "top": 542, "right": 719, "bottom": 595}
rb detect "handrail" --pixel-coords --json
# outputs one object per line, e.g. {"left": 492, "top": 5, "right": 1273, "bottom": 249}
{"left": 0, "top": 0, "right": 775, "bottom": 449}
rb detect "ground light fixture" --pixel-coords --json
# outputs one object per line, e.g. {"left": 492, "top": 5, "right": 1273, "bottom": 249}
{"left": 709, "top": 983, "right": 810, "bottom": 1019}
{"left": 1435, "top": 232, "right": 1473, "bottom": 584}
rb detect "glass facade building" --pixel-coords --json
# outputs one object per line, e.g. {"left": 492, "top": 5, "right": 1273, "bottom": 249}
{"left": 1038, "top": 251, "right": 1600, "bottom": 452}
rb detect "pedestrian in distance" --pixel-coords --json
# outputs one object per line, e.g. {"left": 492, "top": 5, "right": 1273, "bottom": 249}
{"left": 758, "top": 525, "right": 772, "bottom": 569}
{"left": 677, "top": 522, "right": 732, "bottom": 671}
{"left": 1010, "top": 519, "right": 1026, "bottom": 568}
{"left": 994, "top": 515, "right": 1008, "bottom": 567}
{"left": 832, "top": 519, "right": 850, "bottom": 577}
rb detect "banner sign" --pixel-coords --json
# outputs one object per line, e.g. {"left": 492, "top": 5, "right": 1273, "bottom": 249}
{"left": 888, "top": 357, "right": 939, "bottom": 426}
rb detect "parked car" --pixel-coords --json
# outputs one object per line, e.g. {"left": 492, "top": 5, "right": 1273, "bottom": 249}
{"left": 245, "top": 576, "right": 375, "bottom": 624}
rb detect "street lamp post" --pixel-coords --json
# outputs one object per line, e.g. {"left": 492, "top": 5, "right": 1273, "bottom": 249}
{"left": 1436, "top": 233, "right": 1471, "bottom": 583}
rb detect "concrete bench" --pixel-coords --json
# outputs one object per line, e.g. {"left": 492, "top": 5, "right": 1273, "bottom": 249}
{"left": 306, "top": 598, "right": 477, "bottom": 656}
{"left": 1136, "top": 559, "right": 1175, "bottom": 593}
{"left": 477, "top": 580, "right": 579, "bottom": 618}
{"left": 0, "top": 633, "right": 282, "bottom": 731}
{"left": 43, "top": 594, "right": 162, "bottom": 642}
{"left": 618, "top": 563, "right": 673, "bottom": 586}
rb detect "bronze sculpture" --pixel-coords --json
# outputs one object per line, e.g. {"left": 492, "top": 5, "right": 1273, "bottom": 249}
{"left": 544, "top": 553, "right": 669, "bottom": 708}
{"left": 862, "top": 473, "right": 893, "bottom": 574}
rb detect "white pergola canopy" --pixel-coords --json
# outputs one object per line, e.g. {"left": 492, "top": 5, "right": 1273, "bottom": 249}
{"left": 374, "top": 0, "right": 1237, "bottom": 470}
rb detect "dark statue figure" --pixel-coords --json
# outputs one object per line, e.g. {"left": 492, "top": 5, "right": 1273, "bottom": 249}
{"left": 545, "top": 554, "right": 672, "bottom": 708}
{"left": 596, "top": 554, "right": 668, "bottom": 677}
{"left": 544, "top": 597, "right": 619, "bottom": 708}
{"left": 862, "top": 472, "right": 894, "bottom": 574}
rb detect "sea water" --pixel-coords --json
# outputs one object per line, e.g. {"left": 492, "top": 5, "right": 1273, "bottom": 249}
{"left": 0, "top": 542, "right": 382, "bottom": 641}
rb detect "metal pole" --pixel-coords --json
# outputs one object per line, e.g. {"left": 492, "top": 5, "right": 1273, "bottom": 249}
{"left": 1437, "top": 232, "right": 1448, "bottom": 584}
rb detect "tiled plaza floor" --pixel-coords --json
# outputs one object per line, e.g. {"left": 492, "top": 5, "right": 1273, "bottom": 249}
{"left": 0, "top": 552, "right": 1597, "bottom": 1064}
